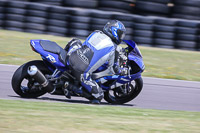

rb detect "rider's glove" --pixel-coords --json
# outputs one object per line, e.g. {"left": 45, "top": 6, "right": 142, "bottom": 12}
{"left": 116, "top": 45, "right": 127, "bottom": 61}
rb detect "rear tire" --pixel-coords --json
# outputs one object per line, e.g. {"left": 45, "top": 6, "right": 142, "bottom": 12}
{"left": 11, "top": 60, "right": 52, "bottom": 98}
{"left": 104, "top": 77, "right": 143, "bottom": 104}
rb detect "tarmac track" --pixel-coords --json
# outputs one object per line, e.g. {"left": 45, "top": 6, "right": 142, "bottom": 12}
{"left": 0, "top": 64, "right": 200, "bottom": 112}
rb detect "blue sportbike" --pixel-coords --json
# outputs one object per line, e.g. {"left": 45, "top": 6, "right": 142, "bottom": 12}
{"left": 12, "top": 39, "right": 145, "bottom": 104}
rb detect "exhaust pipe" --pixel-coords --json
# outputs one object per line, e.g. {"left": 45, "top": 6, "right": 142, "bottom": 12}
{"left": 27, "top": 65, "right": 54, "bottom": 93}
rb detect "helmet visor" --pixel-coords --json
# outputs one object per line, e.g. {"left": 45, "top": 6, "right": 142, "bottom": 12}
{"left": 117, "top": 29, "right": 126, "bottom": 40}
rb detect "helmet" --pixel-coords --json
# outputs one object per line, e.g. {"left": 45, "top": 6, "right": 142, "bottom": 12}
{"left": 103, "top": 20, "right": 126, "bottom": 44}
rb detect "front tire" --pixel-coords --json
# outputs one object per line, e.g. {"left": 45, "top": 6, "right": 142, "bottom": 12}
{"left": 11, "top": 60, "right": 52, "bottom": 98}
{"left": 104, "top": 77, "right": 143, "bottom": 104}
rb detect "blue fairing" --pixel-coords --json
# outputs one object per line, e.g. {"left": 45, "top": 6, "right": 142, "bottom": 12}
{"left": 124, "top": 40, "right": 145, "bottom": 71}
{"left": 98, "top": 71, "right": 142, "bottom": 90}
{"left": 123, "top": 40, "right": 136, "bottom": 49}
{"left": 128, "top": 54, "right": 145, "bottom": 71}
{"left": 30, "top": 39, "right": 67, "bottom": 71}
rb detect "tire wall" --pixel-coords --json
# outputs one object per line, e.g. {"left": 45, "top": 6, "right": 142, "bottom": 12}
{"left": 0, "top": 0, "right": 200, "bottom": 51}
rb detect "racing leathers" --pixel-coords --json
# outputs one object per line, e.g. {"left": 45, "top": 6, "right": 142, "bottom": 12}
{"left": 68, "top": 30, "right": 120, "bottom": 101}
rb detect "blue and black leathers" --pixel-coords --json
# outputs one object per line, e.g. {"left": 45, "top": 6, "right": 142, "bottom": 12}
{"left": 68, "top": 30, "right": 117, "bottom": 100}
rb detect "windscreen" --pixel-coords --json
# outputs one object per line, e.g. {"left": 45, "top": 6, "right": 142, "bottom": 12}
{"left": 123, "top": 40, "right": 143, "bottom": 58}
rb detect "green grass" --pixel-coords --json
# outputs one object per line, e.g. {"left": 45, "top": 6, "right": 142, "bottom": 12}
{"left": 0, "top": 29, "right": 200, "bottom": 81}
{"left": 141, "top": 47, "right": 200, "bottom": 81}
{"left": 0, "top": 99, "right": 199, "bottom": 133}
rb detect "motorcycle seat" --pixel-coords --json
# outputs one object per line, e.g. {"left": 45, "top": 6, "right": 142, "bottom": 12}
{"left": 40, "top": 40, "right": 67, "bottom": 65}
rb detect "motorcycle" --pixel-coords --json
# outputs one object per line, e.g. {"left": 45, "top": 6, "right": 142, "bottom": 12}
{"left": 11, "top": 39, "right": 145, "bottom": 104}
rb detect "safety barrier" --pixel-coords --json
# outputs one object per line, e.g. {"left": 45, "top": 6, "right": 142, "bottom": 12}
{"left": 0, "top": 0, "right": 200, "bottom": 51}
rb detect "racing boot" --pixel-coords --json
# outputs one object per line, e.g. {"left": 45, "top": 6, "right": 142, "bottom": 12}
{"left": 90, "top": 86, "right": 104, "bottom": 104}
{"left": 90, "top": 99, "right": 101, "bottom": 104}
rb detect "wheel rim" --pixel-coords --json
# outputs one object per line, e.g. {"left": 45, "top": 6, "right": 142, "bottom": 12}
{"left": 20, "top": 76, "right": 42, "bottom": 94}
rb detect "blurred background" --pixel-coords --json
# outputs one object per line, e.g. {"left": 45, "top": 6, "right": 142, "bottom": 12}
{"left": 0, "top": 0, "right": 200, "bottom": 51}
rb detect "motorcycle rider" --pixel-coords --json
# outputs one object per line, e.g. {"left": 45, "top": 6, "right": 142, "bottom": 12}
{"left": 66, "top": 20, "right": 126, "bottom": 104}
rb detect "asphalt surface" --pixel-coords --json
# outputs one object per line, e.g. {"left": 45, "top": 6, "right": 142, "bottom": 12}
{"left": 0, "top": 64, "right": 200, "bottom": 112}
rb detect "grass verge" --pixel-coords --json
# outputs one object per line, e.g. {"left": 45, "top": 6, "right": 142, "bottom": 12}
{"left": 0, "top": 29, "right": 200, "bottom": 81}
{"left": 0, "top": 99, "right": 200, "bottom": 133}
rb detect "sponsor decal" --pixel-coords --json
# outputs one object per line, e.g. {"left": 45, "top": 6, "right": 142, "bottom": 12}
{"left": 77, "top": 50, "right": 89, "bottom": 65}
{"left": 46, "top": 54, "right": 56, "bottom": 63}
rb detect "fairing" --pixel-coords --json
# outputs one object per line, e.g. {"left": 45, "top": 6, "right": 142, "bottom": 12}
{"left": 123, "top": 40, "right": 145, "bottom": 71}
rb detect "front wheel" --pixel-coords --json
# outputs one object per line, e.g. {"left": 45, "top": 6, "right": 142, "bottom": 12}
{"left": 104, "top": 77, "right": 143, "bottom": 104}
{"left": 11, "top": 60, "right": 52, "bottom": 98}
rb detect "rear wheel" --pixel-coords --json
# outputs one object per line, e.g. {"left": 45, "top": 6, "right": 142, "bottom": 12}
{"left": 11, "top": 60, "right": 52, "bottom": 98}
{"left": 104, "top": 77, "right": 143, "bottom": 104}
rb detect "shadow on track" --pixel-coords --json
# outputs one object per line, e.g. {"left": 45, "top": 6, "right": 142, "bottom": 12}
{"left": 8, "top": 95, "right": 134, "bottom": 107}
